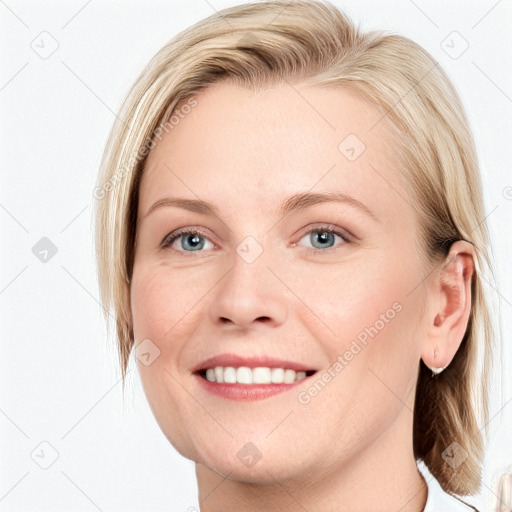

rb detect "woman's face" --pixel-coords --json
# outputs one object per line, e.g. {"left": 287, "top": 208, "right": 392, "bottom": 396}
{"left": 131, "top": 81, "right": 431, "bottom": 483}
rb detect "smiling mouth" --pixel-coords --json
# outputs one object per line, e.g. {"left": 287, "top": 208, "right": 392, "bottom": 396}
{"left": 196, "top": 367, "right": 317, "bottom": 385}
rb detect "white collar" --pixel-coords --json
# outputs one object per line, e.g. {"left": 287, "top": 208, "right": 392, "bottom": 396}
{"left": 418, "top": 459, "right": 478, "bottom": 511}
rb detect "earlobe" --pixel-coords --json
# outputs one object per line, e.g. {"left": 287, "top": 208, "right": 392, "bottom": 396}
{"left": 421, "top": 241, "right": 475, "bottom": 374}
{"left": 428, "top": 347, "right": 446, "bottom": 376}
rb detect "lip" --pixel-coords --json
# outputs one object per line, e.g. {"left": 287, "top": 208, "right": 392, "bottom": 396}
{"left": 193, "top": 373, "right": 314, "bottom": 401}
{"left": 192, "top": 353, "right": 318, "bottom": 373}
{"left": 191, "top": 353, "right": 318, "bottom": 402}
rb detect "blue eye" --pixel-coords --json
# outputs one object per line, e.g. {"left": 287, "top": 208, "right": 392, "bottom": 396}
{"left": 161, "top": 229, "right": 214, "bottom": 252}
{"left": 297, "top": 226, "right": 349, "bottom": 251}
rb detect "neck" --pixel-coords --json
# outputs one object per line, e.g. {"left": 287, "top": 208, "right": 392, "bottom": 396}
{"left": 194, "top": 410, "right": 428, "bottom": 512}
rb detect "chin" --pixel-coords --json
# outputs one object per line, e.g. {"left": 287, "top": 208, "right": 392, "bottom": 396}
{"left": 187, "top": 432, "right": 308, "bottom": 482}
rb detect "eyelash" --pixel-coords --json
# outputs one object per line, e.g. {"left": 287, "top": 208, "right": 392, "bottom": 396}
{"left": 160, "top": 224, "right": 351, "bottom": 256}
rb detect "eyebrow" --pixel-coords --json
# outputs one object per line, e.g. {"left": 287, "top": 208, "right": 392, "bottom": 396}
{"left": 143, "top": 192, "right": 378, "bottom": 222}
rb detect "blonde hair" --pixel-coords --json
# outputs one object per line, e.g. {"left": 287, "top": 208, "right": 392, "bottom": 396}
{"left": 94, "top": 0, "right": 495, "bottom": 497}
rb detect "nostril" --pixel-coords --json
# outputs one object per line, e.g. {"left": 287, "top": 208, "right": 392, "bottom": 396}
{"left": 218, "top": 316, "right": 271, "bottom": 324}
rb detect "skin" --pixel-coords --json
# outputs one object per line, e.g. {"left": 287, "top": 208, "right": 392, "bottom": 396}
{"left": 130, "top": 80, "right": 475, "bottom": 511}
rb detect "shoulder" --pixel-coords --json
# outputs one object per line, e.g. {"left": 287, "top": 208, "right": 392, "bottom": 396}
{"left": 417, "top": 460, "right": 480, "bottom": 512}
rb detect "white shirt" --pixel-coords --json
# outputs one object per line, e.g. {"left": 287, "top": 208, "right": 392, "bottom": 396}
{"left": 418, "top": 460, "right": 479, "bottom": 511}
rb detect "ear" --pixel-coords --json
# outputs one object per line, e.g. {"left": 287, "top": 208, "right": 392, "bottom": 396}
{"left": 421, "top": 240, "right": 475, "bottom": 372}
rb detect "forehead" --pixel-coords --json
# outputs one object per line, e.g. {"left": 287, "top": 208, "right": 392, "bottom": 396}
{"left": 138, "top": 81, "right": 407, "bottom": 222}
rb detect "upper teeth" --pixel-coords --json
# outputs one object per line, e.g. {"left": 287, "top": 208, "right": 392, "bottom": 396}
{"left": 204, "top": 366, "right": 308, "bottom": 384}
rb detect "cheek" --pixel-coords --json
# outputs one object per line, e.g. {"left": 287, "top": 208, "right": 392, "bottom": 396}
{"left": 294, "top": 260, "right": 422, "bottom": 441}
{"left": 130, "top": 262, "right": 201, "bottom": 344}
{"left": 287, "top": 250, "right": 424, "bottom": 381}
{"left": 285, "top": 255, "right": 409, "bottom": 339}
{"left": 129, "top": 262, "right": 200, "bottom": 403}
{"left": 129, "top": 263, "right": 206, "bottom": 459}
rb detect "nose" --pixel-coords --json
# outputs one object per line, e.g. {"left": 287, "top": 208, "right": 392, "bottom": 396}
{"left": 209, "top": 250, "right": 288, "bottom": 330}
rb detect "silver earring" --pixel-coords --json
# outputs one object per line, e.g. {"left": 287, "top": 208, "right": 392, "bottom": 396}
{"left": 430, "top": 366, "right": 445, "bottom": 376}
{"left": 429, "top": 348, "right": 445, "bottom": 376}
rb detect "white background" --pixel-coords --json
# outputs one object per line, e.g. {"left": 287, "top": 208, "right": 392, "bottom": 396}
{"left": 1, "top": 1, "right": 511, "bottom": 510}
